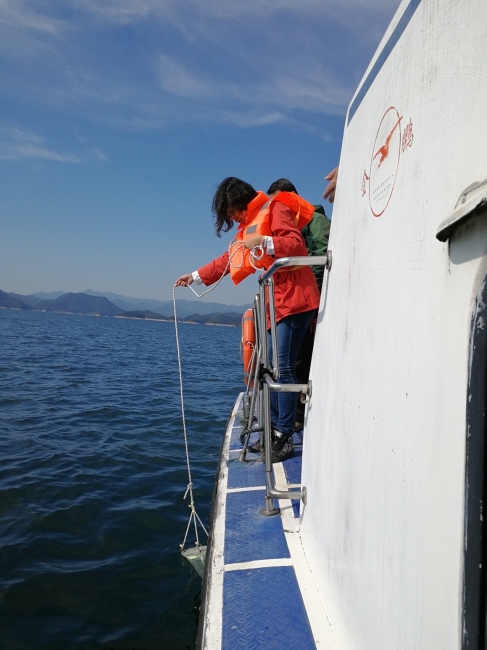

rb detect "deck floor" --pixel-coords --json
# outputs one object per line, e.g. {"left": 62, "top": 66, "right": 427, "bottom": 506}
{"left": 223, "top": 414, "right": 315, "bottom": 649}
{"left": 200, "top": 394, "right": 338, "bottom": 650}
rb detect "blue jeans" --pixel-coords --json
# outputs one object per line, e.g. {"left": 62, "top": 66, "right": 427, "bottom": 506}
{"left": 268, "top": 309, "right": 317, "bottom": 437}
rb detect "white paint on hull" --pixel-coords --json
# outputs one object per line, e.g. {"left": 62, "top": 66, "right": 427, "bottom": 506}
{"left": 300, "top": 1, "right": 487, "bottom": 648}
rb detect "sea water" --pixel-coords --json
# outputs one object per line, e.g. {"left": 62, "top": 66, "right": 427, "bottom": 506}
{"left": 0, "top": 309, "right": 242, "bottom": 649}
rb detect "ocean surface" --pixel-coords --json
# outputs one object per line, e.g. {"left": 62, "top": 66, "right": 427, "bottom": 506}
{"left": 0, "top": 308, "right": 242, "bottom": 650}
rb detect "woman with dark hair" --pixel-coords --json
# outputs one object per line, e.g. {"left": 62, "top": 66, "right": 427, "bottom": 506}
{"left": 175, "top": 177, "right": 320, "bottom": 463}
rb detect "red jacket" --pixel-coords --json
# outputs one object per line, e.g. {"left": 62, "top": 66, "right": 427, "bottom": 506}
{"left": 198, "top": 200, "right": 320, "bottom": 325}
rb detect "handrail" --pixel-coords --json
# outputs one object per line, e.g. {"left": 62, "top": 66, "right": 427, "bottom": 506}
{"left": 259, "top": 253, "right": 331, "bottom": 283}
{"left": 262, "top": 374, "right": 310, "bottom": 395}
{"left": 253, "top": 252, "right": 332, "bottom": 514}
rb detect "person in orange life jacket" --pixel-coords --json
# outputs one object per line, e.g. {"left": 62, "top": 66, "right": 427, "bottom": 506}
{"left": 175, "top": 177, "right": 320, "bottom": 463}
{"left": 267, "top": 178, "right": 330, "bottom": 430}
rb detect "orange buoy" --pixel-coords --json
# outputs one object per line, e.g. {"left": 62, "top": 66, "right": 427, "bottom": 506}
{"left": 242, "top": 309, "right": 255, "bottom": 385}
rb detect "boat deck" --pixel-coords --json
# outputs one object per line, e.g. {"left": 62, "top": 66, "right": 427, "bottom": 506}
{"left": 198, "top": 394, "right": 339, "bottom": 650}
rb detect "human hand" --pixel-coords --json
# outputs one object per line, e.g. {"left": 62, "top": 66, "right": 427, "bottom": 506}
{"left": 244, "top": 235, "right": 264, "bottom": 250}
{"left": 174, "top": 273, "right": 194, "bottom": 287}
{"left": 323, "top": 166, "right": 338, "bottom": 203}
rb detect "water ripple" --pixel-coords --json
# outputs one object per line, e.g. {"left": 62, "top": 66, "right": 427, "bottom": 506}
{"left": 0, "top": 309, "right": 242, "bottom": 649}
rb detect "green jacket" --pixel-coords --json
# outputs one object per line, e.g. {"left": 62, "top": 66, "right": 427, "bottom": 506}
{"left": 301, "top": 204, "right": 330, "bottom": 291}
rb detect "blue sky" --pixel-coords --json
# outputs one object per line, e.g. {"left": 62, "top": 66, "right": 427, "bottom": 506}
{"left": 0, "top": 0, "right": 399, "bottom": 305}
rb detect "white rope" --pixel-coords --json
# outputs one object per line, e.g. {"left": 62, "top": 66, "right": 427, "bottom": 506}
{"left": 173, "top": 285, "right": 209, "bottom": 549}
{"left": 186, "top": 264, "right": 229, "bottom": 298}
{"left": 186, "top": 238, "right": 245, "bottom": 298}
{"left": 249, "top": 244, "right": 266, "bottom": 271}
{"left": 173, "top": 237, "right": 257, "bottom": 549}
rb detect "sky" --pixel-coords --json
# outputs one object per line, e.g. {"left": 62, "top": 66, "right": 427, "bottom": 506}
{"left": 0, "top": 0, "right": 400, "bottom": 305}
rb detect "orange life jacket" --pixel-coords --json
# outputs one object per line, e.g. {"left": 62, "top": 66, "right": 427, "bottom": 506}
{"left": 229, "top": 191, "right": 315, "bottom": 285}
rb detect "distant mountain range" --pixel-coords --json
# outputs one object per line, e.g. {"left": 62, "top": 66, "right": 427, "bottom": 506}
{"left": 0, "top": 290, "right": 247, "bottom": 326}
{"left": 83, "top": 289, "right": 249, "bottom": 318}
{"left": 183, "top": 312, "right": 244, "bottom": 326}
{"left": 0, "top": 290, "right": 33, "bottom": 310}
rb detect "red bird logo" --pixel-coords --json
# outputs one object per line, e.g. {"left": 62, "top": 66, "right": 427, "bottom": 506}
{"left": 373, "top": 116, "right": 403, "bottom": 167}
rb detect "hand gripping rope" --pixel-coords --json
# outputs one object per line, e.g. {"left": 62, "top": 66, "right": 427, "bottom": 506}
{"left": 249, "top": 243, "right": 266, "bottom": 269}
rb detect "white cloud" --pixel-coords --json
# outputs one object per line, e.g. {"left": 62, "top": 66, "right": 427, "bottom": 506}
{"left": 88, "top": 147, "right": 110, "bottom": 163}
{"left": 0, "top": 126, "right": 109, "bottom": 163}
{"left": 0, "top": 0, "right": 64, "bottom": 35}
{"left": 58, "top": 0, "right": 399, "bottom": 23}
{"left": 1, "top": 144, "right": 80, "bottom": 163}
{"left": 156, "top": 55, "right": 213, "bottom": 99}
{"left": 153, "top": 51, "right": 351, "bottom": 127}
{"left": 0, "top": 0, "right": 402, "bottom": 134}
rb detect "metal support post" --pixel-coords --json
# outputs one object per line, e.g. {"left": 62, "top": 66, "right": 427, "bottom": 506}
{"left": 254, "top": 254, "right": 332, "bottom": 512}
{"left": 267, "top": 278, "right": 279, "bottom": 380}
{"left": 239, "top": 343, "right": 262, "bottom": 462}
{"left": 240, "top": 342, "right": 258, "bottom": 438}
{"left": 258, "top": 280, "right": 280, "bottom": 516}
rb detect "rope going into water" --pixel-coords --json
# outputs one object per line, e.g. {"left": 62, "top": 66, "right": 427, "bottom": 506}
{"left": 173, "top": 239, "right": 260, "bottom": 549}
{"left": 172, "top": 241, "right": 241, "bottom": 548}
{"left": 173, "top": 284, "right": 209, "bottom": 550}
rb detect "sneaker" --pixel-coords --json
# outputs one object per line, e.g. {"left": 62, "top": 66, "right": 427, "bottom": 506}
{"left": 271, "top": 435, "right": 294, "bottom": 463}
{"left": 248, "top": 439, "right": 263, "bottom": 453}
{"left": 248, "top": 429, "right": 279, "bottom": 454}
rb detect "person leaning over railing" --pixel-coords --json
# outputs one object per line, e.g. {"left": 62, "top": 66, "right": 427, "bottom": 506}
{"left": 175, "top": 177, "right": 320, "bottom": 463}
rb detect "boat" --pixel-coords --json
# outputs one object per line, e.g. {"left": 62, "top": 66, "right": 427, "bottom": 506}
{"left": 196, "top": 0, "right": 487, "bottom": 647}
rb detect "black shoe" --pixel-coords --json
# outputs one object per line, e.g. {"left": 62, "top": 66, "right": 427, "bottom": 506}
{"left": 271, "top": 435, "right": 294, "bottom": 463}
{"left": 248, "top": 439, "right": 262, "bottom": 453}
{"left": 248, "top": 429, "right": 278, "bottom": 454}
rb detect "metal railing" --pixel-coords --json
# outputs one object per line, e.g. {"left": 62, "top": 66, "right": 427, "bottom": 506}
{"left": 239, "top": 296, "right": 263, "bottom": 462}
{"left": 241, "top": 252, "right": 332, "bottom": 516}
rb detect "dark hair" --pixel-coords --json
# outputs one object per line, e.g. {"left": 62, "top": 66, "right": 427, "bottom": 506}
{"left": 212, "top": 177, "right": 258, "bottom": 237}
{"left": 267, "top": 178, "right": 298, "bottom": 195}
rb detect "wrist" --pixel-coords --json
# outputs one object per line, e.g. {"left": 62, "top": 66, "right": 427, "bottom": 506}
{"left": 262, "top": 236, "right": 274, "bottom": 255}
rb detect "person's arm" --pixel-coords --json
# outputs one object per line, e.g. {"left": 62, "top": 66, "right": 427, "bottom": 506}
{"left": 303, "top": 208, "right": 330, "bottom": 290}
{"left": 175, "top": 251, "right": 230, "bottom": 288}
{"left": 306, "top": 210, "right": 330, "bottom": 258}
{"left": 269, "top": 202, "right": 308, "bottom": 258}
{"left": 197, "top": 251, "right": 230, "bottom": 286}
